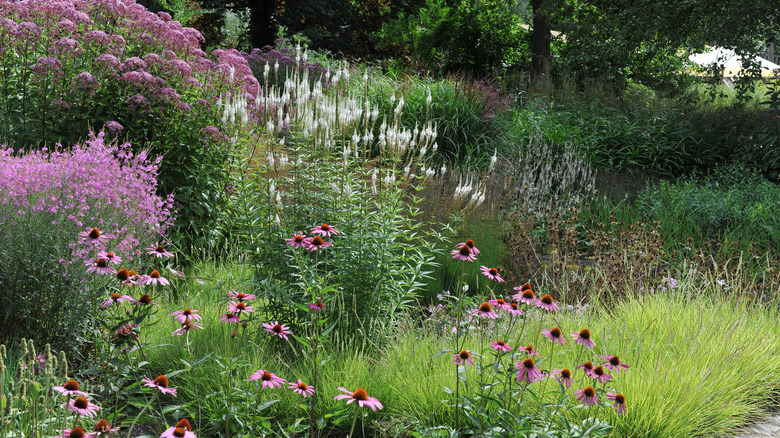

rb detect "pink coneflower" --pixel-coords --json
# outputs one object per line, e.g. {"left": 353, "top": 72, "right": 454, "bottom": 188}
{"left": 512, "top": 287, "right": 536, "bottom": 305}
{"left": 518, "top": 345, "right": 539, "bottom": 356}
{"left": 288, "top": 379, "right": 315, "bottom": 398}
{"left": 79, "top": 227, "right": 110, "bottom": 245}
{"left": 488, "top": 298, "right": 512, "bottom": 311}
{"left": 263, "top": 322, "right": 292, "bottom": 340}
{"left": 491, "top": 340, "right": 512, "bottom": 352}
{"left": 226, "top": 290, "right": 256, "bottom": 301}
{"left": 286, "top": 233, "right": 307, "bottom": 248}
{"left": 220, "top": 312, "right": 240, "bottom": 324}
{"left": 515, "top": 358, "right": 544, "bottom": 384}
{"left": 66, "top": 396, "right": 101, "bottom": 418}
{"left": 171, "top": 308, "right": 202, "bottom": 324}
{"left": 479, "top": 266, "right": 504, "bottom": 282}
{"left": 551, "top": 369, "right": 573, "bottom": 389}
{"left": 472, "top": 302, "right": 499, "bottom": 319}
{"left": 575, "top": 387, "right": 599, "bottom": 406}
{"left": 134, "top": 294, "right": 158, "bottom": 306}
{"left": 308, "top": 300, "right": 325, "bottom": 312}
{"left": 92, "top": 419, "right": 120, "bottom": 435}
{"left": 592, "top": 366, "right": 613, "bottom": 384}
{"left": 142, "top": 375, "right": 177, "bottom": 396}
{"left": 334, "top": 387, "right": 383, "bottom": 411}
{"left": 53, "top": 379, "right": 90, "bottom": 397}
{"left": 542, "top": 327, "right": 566, "bottom": 346}
{"left": 86, "top": 258, "right": 116, "bottom": 275}
{"left": 248, "top": 370, "right": 285, "bottom": 388}
{"left": 145, "top": 270, "right": 169, "bottom": 286}
{"left": 311, "top": 223, "right": 340, "bottom": 237}
{"left": 115, "top": 323, "right": 139, "bottom": 342}
{"left": 115, "top": 268, "right": 139, "bottom": 286}
{"left": 54, "top": 427, "right": 96, "bottom": 438}
{"left": 303, "top": 235, "right": 332, "bottom": 251}
{"left": 228, "top": 301, "right": 255, "bottom": 315}
{"left": 576, "top": 361, "right": 596, "bottom": 378}
{"left": 160, "top": 419, "right": 196, "bottom": 438}
{"left": 599, "top": 354, "right": 630, "bottom": 372}
{"left": 97, "top": 251, "right": 122, "bottom": 265}
{"left": 147, "top": 243, "right": 174, "bottom": 258}
{"left": 171, "top": 319, "right": 203, "bottom": 336}
{"left": 451, "top": 244, "right": 476, "bottom": 262}
{"left": 101, "top": 293, "right": 134, "bottom": 307}
{"left": 452, "top": 350, "right": 474, "bottom": 367}
{"left": 507, "top": 302, "right": 524, "bottom": 316}
{"left": 571, "top": 328, "right": 595, "bottom": 348}
{"left": 536, "top": 294, "right": 559, "bottom": 312}
{"left": 456, "top": 239, "right": 480, "bottom": 255}
{"left": 607, "top": 393, "right": 627, "bottom": 414}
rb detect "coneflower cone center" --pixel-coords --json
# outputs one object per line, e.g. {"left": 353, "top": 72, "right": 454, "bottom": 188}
{"left": 153, "top": 375, "right": 169, "bottom": 387}
{"left": 236, "top": 303, "right": 246, "bottom": 311}
{"left": 352, "top": 388, "right": 368, "bottom": 400}
{"left": 139, "top": 294, "right": 151, "bottom": 304}
{"left": 497, "top": 341, "right": 506, "bottom": 346}
{"left": 96, "top": 259, "right": 108, "bottom": 267}
{"left": 459, "top": 245, "right": 470, "bottom": 256}
{"left": 550, "top": 328, "right": 562, "bottom": 337}
{"left": 294, "top": 235, "right": 304, "bottom": 243}
{"left": 583, "top": 387, "right": 595, "bottom": 397}
{"left": 155, "top": 245, "right": 165, "bottom": 253}
{"left": 111, "top": 293, "right": 121, "bottom": 300}
{"left": 236, "top": 293, "right": 246, "bottom": 300}
{"left": 459, "top": 350, "right": 470, "bottom": 360}
{"left": 496, "top": 299, "right": 505, "bottom": 305}
{"left": 594, "top": 367, "right": 604, "bottom": 376}
{"left": 89, "top": 228, "right": 100, "bottom": 239}
{"left": 312, "top": 236, "right": 323, "bottom": 245}
{"left": 94, "top": 419, "right": 110, "bottom": 431}
{"left": 561, "top": 369, "right": 571, "bottom": 378}
{"left": 522, "top": 290, "right": 534, "bottom": 299}
{"left": 183, "top": 309, "right": 192, "bottom": 315}
{"left": 116, "top": 269, "right": 129, "bottom": 280}
{"left": 583, "top": 362, "right": 594, "bottom": 370}
{"left": 70, "top": 427, "right": 86, "bottom": 438}
{"left": 106, "top": 253, "right": 115, "bottom": 258}
{"left": 615, "top": 394, "right": 626, "bottom": 404}
{"left": 610, "top": 356, "right": 620, "bottom": 365}
{"left": 74, "top": 396, "right": 88, "bottom": 408}
{"left": 63, "top": 379, "right": 79, "bottom": 390}
{"left": 150, "top": 270, "right": 160, "bottom": 278}
{"left": 465, "top": 239, "right": 475, "bottom": 248}
{"left": 272, "top": 324, "right": 282, "bottom": 333}
{"left": 541, "top": 295, "right": 553, "bottom": 304}
{"left": 579, "top": 329, "right": 591, "bottom": 339}
{"left": 175, "top": 419, "right": 192, "bottom": 430}
{"left": 523, "top": 358, "right": 535, "bottom": 369}
{"left": 297, "top": 382, "right": 308, "bottom": 390}
{"left": 321, "top": 224, "right": 331, "bottom": 231}
{"left": 479, "top": 302, "right": 492, "bottom": 312}
{"left": 489, "top": 268, "right": 498, "bottom": 275}
{"left": 173, "top": 427, "right": 186, "bottom": 437}
{"left": 262, "top": 372, "right": 272, "bottom": 380}
{"left": 128, "top": 269, "right": 138, "bottom": 276}
{"left": 524, "top": 345, "right": 534, "bottom": 353}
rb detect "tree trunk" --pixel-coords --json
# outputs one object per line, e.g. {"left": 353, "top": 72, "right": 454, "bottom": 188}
{"left": 530, "top": 0, "right": 551, "bottom": 92}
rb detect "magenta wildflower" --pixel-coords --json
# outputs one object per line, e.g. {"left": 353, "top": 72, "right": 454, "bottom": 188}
{"left": 171, "top": 319, "right": 203, "bottom": 336}
{"left": 308, "top": 300, "right": 325, "bottom": 312}
{"left": 515, "top": 358, "right": 544, "bottom": 384}
{"left": 171, "top": 308, "right": 202, "bottom": 324}
{"left": 571, "top": 328, "right": 595, "bottom": 348}
{"left": 334, "top": 387, "right": 383, "bottom": 411}
{"left": 248, "top": 370, "right": 285, "bottom": 388}
{"left": 288, "top": 379, "right": 315, "bottom": 398}
{"left": 607, "top": 393, "right": 627, "bottom": 414}
{"left": 575, "top": 387, "right": 599, "bottom": 406}
{"left": 311, "top": 223, "right": 340, "bottom": 237}
{"left": 97, "top": 251, "right": 122, "bottom": 265}
{"left": 147, "top": 243, "right": 174, "bottom": 258}
{"left": 592, "top": 366, "right": 613, "bottom": 384}
{"left": 303, "top": 235, "right": 332, "bottom": 251}
{"left": 53, "top": 427, "right": 95, "bottom": 438}
{"left": 145, "top": 270, "right": 169, "bottom": 286}
{"left": 115, "top": 269, "right": 138, "bottom": 286}
{"left": 101, "top": 293, "right": 133, "bottom": 307}
{"left": 79, "top": 227, "right": 110, "bottom": 245}
{"left": 263, "top": 321, "right": 292, "bottom": 340}
{"left": 92, "top": 419, "right": 120, "bottom": 436}
{"left": 456, "top": 239, "right": 480, "bottom": 255}
{"left": 226, "top": 290, "right": 256, "bottom": 301}
{"left": 479, "top": 266, "right": 504, "bottom": 282}
{"left": 134, "top": 294, "right": 159, "bottom": 306}
{"left": 472, "top": 302, "right": 499, "bottom": 319}
{"left": 86, "top": 258, "right": 116, "bottom": 275}
{"left": 488, "top": 298, "right": 512, "bottom": 311}
{"left": 160, "top": 419, "right": 196, "bottom": 438}
{"left": 451, "top": 244, "right": 476, "bottom": 262}
{"left": 228, "top": 301, "right": 255, "bottom": 315}
{"left": 220, "top": 312, "right": 240, "bottom": 324}
{"left": 142, "top": 375, "right": 177, "bottom": 396}
{"left": 576, "top": 361, "right": 596, "bottom": 379}
{"left": 491, "top": 340, "right": 511, "bottom": 352}
{"left": 286, "top": 233, "right": 307, "bottom": 248}
{"left": 518, "top": 345, "right": 539, "bottom": 356}
{"left": 512, "top": 287, "right": 536, "bottom": 305}
{"left": 551, "top": 369, "right": 573, "bottom": 389}
{"left": 66, "top": 396, "right": 100, "bottom": 418}
{"left": 536, "top": 294, "right": 559, "bottom": 312}
{"left": 452, "top": 350, "right": 474, "bottom": 367}
{"left": 599, "top": 354, "right": 630, "bottom": 372}
{"left": 542, "top": 327, "right": 566, "bottom": 346}
{"left": 507, "top": 302, "right": 525, "bottom": 316}
{"left": 53, "top": 379, "right": 90, "bottom": 397}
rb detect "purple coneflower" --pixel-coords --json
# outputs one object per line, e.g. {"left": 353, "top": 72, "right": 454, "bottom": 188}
{"left": 303, "top": 235, "right": 331, "bottom": 251}
{"left": 575, "top": 386, "right": 599, "bottom": 406}
{"left": 536, "top": 294, "right": 559, "bottom": 312}
{"left": 263, "top": 321, "right": 292, "bottom": 340}
{"left": 551, "top": 369, "right": 573, "bottom": 389}
{"left": 576, "top": 361, "right": 596, "bottom": 378}
{"left": 542, "top": 327, "right": 566, "bottom": 345}
{"left": 171, "top": 319, "right": 203, "bottom": 336}
{"left": 160, "top": 419, "right": 196, "bottom": 438}
{"left": 334, "top": 387, "right": 383, "bottom": 411}
{"left": 147, "top": 243, "right": 174, "bottom": 258}
{"left": 599, "top": 354, "right": 630, "bottom": 372}
{"left": 228, "top": 301, "right": 255, "bottom": 315}
{"left": 456, "top": 239, "right": 480, "bottom": 255}
{"left": 515, "top": 358, "right": 544, "bottom": 384}
{"left": 66, "top": 396, "right": 101, "bottom": 417}
{"left": 79, "top": 227, "right": 110, "bottom": 245}
{"left": 86, "top": 258, "right": 116, "bottom": 275}
{"left": 512, "top": 287, "right": 536, "bottom": 305}
{"left": 452, "top": 350, "right": 474, "bottom": 367}
{"left": 92, "top": 419, "right": 120, "bottom": 435}
{"left": 226, "top": 290, "right": 256, "bottom": 301}
{"left": 248, "top": 370, "right": 285, "bottom": 388}
{"left": 97, "top": 251, "right": 122, "bottom": 265}
{"left": 607, "top": 393, "right": 627, "bottom": 414}
{"left": 54, "top": 427, "right": 95, "bottom": 438}
{"left": 311, "top": 223, "right": 340, "bottom": 237}
{"left": 115, "top": 268, "right": 138, "bottom": 286}
{"left": 289, "top": 379, "right": 315, "bottom": 398}
{"left": 309, "top": 300, "right": 325, "bottom": 312}
{"left": 518, "top": 345, "right": 539, "bottom": 356}
{"left": 142, "top": 375, "right": 177, "bottom": 396}
{"left": 145, "top": 270, "right": 170, "bottom": 286}
{"left": 220, "top": 312, "right": 240, "bottom": 324}
{"left": 134, "top": 294, "right": 158, "bottom": 306}
{"left": 507, "top": 302, "right": 524, "bottom": 316}
{"left": 488, "top": 298, "right": 511, "bottom": 311}
{"left": 592, "top": 366, "right": 613, "bottom": 384}
{"left": 571, "top": 328, "right": 595, "bottom": 348}
{"left": 286, "top": 233, "right": 307, "bottom": 248}
{"left": 451, "top": 244, "right": 476, "bottom": 262}
{"left": 171, "top": 308, "right": 202, "bottom": 324}
{"left": 480, "top": 266, "right": 504, "bottom": 282}
{"left": 102, "top": 293, "right": 133, "bottom": 308}
{"left": 472, "top": 302, "right": 499, "bottom": 319}
{"left": 491, "top": 340, "right": 512, "bottom": 352}
{"left": 53, "top": 379, "right": 90, "bottom": 397}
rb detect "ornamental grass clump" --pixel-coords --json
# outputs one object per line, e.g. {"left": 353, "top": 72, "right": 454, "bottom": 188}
{"left": 0, "top": 132, "right": 174, "bottom": 355}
